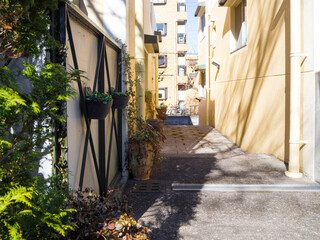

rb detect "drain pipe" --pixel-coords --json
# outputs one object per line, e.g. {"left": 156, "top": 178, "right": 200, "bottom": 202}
{"left": 155, "top": 54, "right": 159, "bottom": 108}
{"left": 285, "top": 0, "right": 303, "bottom": 178}
{"left": 135, "top": 0, "right": 145, "bottom": 118}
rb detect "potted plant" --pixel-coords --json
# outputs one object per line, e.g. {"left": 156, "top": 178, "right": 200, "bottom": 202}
{"left": 85, "top": 91, "right": 113, "bottom": 119}
{"left": 156, "top": 104, "right": 168, "bottom": 121}
{"left": 128, "top": 117, "right": 163, "bottom": 180}
{"left": 111, "top": 90, "right": 130, "bottom": 109}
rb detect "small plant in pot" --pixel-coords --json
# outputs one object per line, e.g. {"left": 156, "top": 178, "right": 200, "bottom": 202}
{"left": 128, "top": 117, "right": 163, "bottom": 180}
{"left": 112, "top": 90, "right": 130, "bottom": 109}
{"left": 85, "top": 91, "right": 113, "bottom": 119}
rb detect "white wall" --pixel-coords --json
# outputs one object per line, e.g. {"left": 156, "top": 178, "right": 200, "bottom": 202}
{"left": 303, "top": 0, "right": 320, "bottom": 181}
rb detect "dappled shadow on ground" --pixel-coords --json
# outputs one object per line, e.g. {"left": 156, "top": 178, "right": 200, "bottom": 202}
{"left": 124, "top": 126, "right": 312, "bottom": 239}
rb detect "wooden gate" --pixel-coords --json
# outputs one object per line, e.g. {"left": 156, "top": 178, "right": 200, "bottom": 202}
{"left": 64, "top": 4, "right": 123, "bottom": 196}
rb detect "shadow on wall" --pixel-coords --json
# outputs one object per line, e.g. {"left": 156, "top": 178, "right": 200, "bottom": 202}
{"left": 215, "top": 0, "right": 290, "bottom": 161}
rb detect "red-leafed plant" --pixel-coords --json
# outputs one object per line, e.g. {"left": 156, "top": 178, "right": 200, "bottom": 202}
{"left": 63, "top": 188, "right": 150, "bottom": 240}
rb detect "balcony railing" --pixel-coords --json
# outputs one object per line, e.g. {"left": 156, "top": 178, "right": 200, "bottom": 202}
{"left": 177, "top": 33, "right": 186, "bottom": 44}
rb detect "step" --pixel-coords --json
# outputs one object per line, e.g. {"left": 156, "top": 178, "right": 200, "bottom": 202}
{"left": 171, "top": 183, "right": 320, "bottom": 192}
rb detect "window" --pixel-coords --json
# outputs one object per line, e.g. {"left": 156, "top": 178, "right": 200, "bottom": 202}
{"left": 177, "top": 33, "right": 186, "bottom": 44}
{"left": 158, "top": 88, "right": 168, "bottom": 100}
{"left": 200, "top": 14, "right": 206, "bottom": 39}
{"left": 178, "top": 52, "right": 186, "bottom": 76}
{"left": 178, "top": 65, "right": 186, "bottom": 76}
{"left": 230, "top": 0, "right": 247, "bottom": 52}
{"left": 158, "top": 55, "right": 167, "bottom": 68}
{"left": 177, "top": 3, "right": 186, "bottom": 12}
{"left": 156, "top": 23, "right": 167, "bottom": 36}
{"left": 153, "top": 0, "right": 166, "bottom": 4}
{"left": 177, "top": 21, "right": 186, "bottom": 33}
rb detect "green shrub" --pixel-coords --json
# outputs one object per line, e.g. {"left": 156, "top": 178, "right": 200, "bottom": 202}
{"left": 0, "top": 177, "right": 76, "bottom": 240}
{"left": 86, "top": 91, "right": 113, "bottom": 104}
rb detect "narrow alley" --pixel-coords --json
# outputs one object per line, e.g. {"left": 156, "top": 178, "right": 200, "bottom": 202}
{"left": 125, "top": 126, "right": 320, "bottom": 240}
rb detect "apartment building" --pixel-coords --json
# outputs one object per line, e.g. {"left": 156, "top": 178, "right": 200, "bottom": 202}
{"left": 196, "top": 0, "right": 320, "bottom": 180}
{"left": 153, "top": 0, "right": 188, "bottom": 107}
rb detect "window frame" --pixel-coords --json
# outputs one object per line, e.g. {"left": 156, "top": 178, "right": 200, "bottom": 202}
{"left": 177, "top": 2, "right": 186, "bottom": 12}
{"left": 158, "top": 55, "right": 167, "bottom": 68}
{"left": 158, "top": 87, "right": 168, "bottom": 100}
{"left": 156, "top": 23, "right": 167, "bottom": 36}
{"left": 230, "top": 0, "right": 247, "bottom": 53}
{"left": 153, "top": 0, "right": 167, "bottom": 5}
{"left": 177, "top": 33, "right": 186, "bottom": 44}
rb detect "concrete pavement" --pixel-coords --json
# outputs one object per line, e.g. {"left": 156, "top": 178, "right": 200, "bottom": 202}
{"left": 124, "top": 126, "right": 320, "bottom": 239}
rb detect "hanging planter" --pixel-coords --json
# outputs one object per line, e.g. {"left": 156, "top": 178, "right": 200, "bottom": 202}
{"left": 112, "top": 91, "right": 130, "bottom": 109}
{"left": 85, "top": 91, "right": 113, "bottom": 119}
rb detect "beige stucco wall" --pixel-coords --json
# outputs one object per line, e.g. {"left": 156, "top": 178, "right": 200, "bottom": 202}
{"left": 209, "top": 0, "right": 290, "bottom": 160}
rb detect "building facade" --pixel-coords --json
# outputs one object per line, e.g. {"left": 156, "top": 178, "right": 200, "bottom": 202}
{"left": 196, "top": 0, "right": 320, "bottom": 181}
{"left": 153, "top": 0, "right": 188, "bottom": 107}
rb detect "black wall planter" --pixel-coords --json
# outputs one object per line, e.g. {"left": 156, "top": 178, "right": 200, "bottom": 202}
{"left": 112, "top": 95, "right": 129, "bottom": 109}
{"left": 85, "top": 99, "right": 113, "bottom": 119}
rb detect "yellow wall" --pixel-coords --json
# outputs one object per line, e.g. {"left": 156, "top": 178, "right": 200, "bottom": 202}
{"left": 209, "top": 0, "right": 290, "bottom": 160}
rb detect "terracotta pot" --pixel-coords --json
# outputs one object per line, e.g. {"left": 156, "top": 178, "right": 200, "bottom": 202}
{"left": 156, "top": 107, "right": 167, "bottom": 115}
{"left": 129, "top": 142, "right": 154, "bottom": 180}
{"left": 147, "top": 119, "right": 165, "bottom": 135}
{"left": 112, "top": 95, "right": 129, "bottom": 109}
{"left": 156, "top": 113, "right": 168, "bottom": 121}
{"left": 85, "top": 100, "right": 112, "bottom": 119}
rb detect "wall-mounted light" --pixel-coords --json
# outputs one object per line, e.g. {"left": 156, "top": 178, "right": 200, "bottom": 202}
{"left": 211, "top": 61, "right": 220, "bottom": 69}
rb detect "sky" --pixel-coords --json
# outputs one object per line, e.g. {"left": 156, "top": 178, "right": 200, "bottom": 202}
{"left": 186, "top": 0, "right": 199, "bottom": 55}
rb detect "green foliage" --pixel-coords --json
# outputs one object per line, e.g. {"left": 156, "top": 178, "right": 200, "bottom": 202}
{"left": 86, "top": 91, "right": 113, "bottom": 104}
{"left": 0, "top": 177, "right": 75, "bottom": 240}
{"left": 0, "top": 0, "right": 66, "bottom": 58}
{"left": 145, "top": 90, "right": 155, "bottom": 119}
{"left": 0, "top": 62, "right": 80, "bottom": 240}
{"left": 116, "top": 40, "right": 137, "bottom": 138}
{"left": 0, "top": 62, "right": 79, "bottom": 186}
{"left": 64, "top": 188, "right": 150, "bottom": 240}
{"left": 111, "top": 90, "right": 129, "bottom": 97}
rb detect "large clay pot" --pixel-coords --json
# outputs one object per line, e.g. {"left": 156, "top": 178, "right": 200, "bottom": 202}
{"left": 129, "top": 142, "right": 154, "bottom": 180}
{"left": 147, "top": 119, "right": 165, "bottom": 135}
{"left": 156, "top": 113, "right": 168, "bottom": 121}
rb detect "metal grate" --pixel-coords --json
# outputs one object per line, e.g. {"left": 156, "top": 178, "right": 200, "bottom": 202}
{"left": 133, "top": 181, "right": 165, "bottom": 193}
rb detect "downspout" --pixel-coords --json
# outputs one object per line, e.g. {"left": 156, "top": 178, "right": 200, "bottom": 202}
{"left": 135, "top": 0, "right": 146, "bottom": 118}
{"left": 155, "top": 54, "right": 159, "bottom": 107}
{"left": 206, "top": 12, "right": 211, "bottom": 126}
{"left": 285, "top": 0, "right": 303, "bottom": 178}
